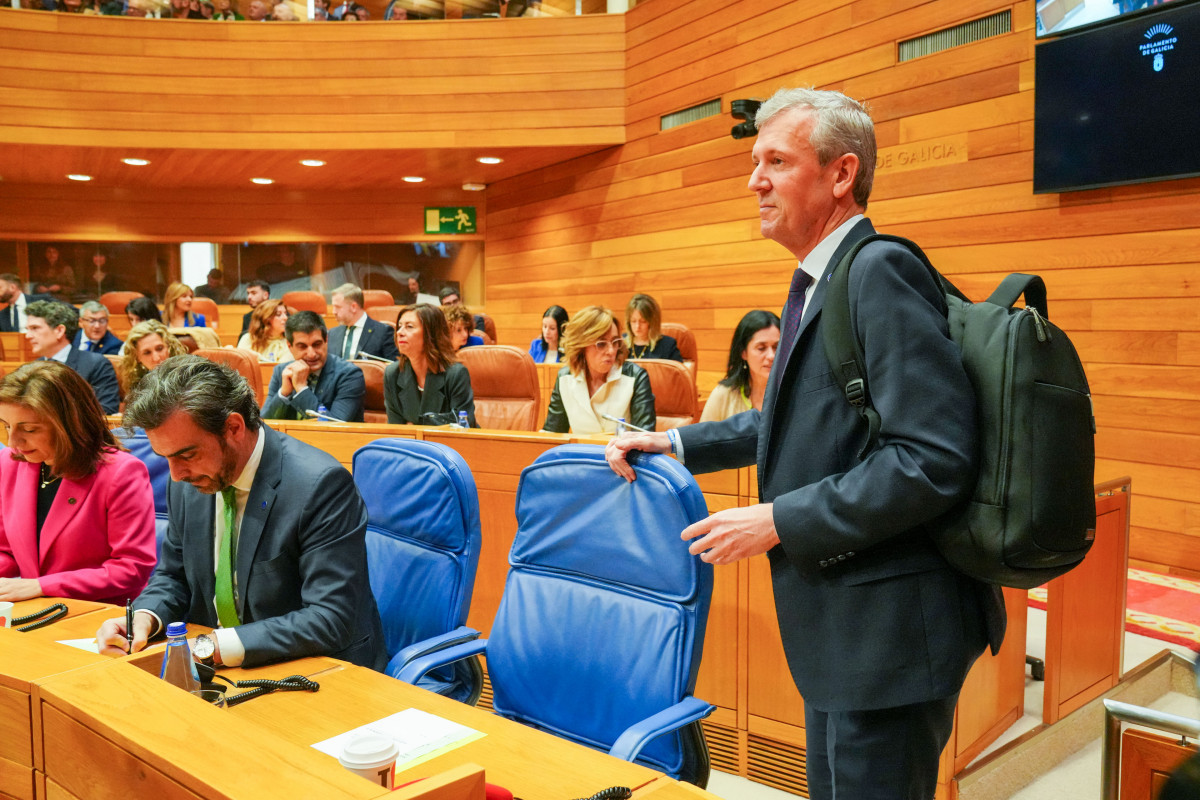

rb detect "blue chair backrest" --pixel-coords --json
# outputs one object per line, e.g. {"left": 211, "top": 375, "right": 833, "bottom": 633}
{"left": 488, "top": 444, "right": 712, "bottom": 777}
{"left": 112, "top": 427, "right": 170, "bottom": 561}
{"left": 352, "top": 439, "right": 481, "bottom": 674}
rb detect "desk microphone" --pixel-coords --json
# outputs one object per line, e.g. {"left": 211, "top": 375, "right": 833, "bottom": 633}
{"left": 601, "top": 414, "right": 652, "bottom": 433}
{"left": 357, "top": 351, "right": 391, "bottom": 364}
{"left": 305, "top": 408, "right": 347, "bottom": 423}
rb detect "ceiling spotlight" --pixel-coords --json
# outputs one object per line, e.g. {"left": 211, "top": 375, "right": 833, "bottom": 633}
{"left": 402, "top": 176, "right": 425, "bottom": 183}
{"left": 67, "top": 174, "right": 93, "bottom": 181}
{"left": 462, "top": 182, "right": 487, "bottom": 192}
{"left": 300, "top": 159, "right": 326, "bottom": 167}
{"left": 251, "top": 177, "right": 274, "bottom": 185}
{"left": 476, "top": 156, "right": 503, "bottom": 165}
{"left": 121, "top": 158, "right": 150, "bottom": 166}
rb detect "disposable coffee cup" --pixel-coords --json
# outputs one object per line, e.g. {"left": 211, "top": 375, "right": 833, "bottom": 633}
{"left": 0, "top": 602, "right": 12, "bottom": 628}
{"left": 338, "top": 734, "right": 399, "bottom": 788}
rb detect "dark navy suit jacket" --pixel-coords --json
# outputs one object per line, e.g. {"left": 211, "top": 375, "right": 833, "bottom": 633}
{"left": 73, "top": 329, "right": 124, "bottom": 356}
{"left": 0, "top": 293, "right": 54, "bottom": 332}
{"left": 328, "top": 318, "right": 399, "bottom": 362}
{"left": 261, "top": 354, "right": 365, "bottom": 423}
{"left": 135, "top": 425, "right": 386, "bottom": 669}
{"left": 677, "top": 218, "right": 1004, "bottom": 712}
{"left": 63, "top": 346, "right": 121, "bottom": 415}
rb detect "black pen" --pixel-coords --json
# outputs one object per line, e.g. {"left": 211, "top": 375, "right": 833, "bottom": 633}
{"left": 125, "top": 599, "right": 134, "bottom": 655}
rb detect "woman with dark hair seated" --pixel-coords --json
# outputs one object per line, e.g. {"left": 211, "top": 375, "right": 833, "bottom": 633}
{"left": 701, "top": 310, "right": 781, "bottom": 423}
{"left": 124, "top": 296, "right": 162, "bottom": 327}
{"left": 624, "top": 293, "right": 683, "bottom": 362}
{"left": 0, "top": 361, "right": 156, "bottom": 604}
{"left": 528, "top": 305, "right": 568, "bottom": 364}
{"left": 543, "top": 304, "right": 655, "bottom": 435}
{"left": 118, "top": 320, "right": 188, "bottom": 395}
{"left": 384, "top": 303, "right": 477, "bottom": 427}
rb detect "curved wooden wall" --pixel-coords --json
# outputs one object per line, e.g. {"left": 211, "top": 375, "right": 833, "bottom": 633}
{"left": 485, "top": 0, "right": 1200, "bottom": 578}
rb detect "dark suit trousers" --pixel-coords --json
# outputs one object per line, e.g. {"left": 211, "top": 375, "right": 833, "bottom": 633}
{"left": 804, "top": 692, "right": 959, "bottom": 800}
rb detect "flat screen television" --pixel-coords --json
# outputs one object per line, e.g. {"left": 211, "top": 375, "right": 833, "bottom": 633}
{"left": 1033, "top": 0, "right": 1200, "bottom": 193}
{"left": 1037, "top": 0, "right": 1191, "bottom": 38}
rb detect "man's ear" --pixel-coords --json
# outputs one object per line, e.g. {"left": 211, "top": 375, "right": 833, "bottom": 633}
{"left": 224, "top": 412, "right": 247, "bottom": 440}
{"left": 829, "top": 153, "right": 860, "bottom": 201}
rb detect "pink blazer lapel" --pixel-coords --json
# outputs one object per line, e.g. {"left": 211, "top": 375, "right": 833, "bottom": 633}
{"left": 38, "top": 471, "right": 97, "bottom": 561}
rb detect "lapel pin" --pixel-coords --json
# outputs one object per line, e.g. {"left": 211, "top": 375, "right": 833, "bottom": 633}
{"left": 261, "top": 501, "right": 267, "bottom": 509}
{"left": 68, "top": 497, "right": 77, "bottom": 505}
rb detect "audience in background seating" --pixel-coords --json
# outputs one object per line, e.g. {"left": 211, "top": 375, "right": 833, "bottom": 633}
{"left": 195, "top": 268, "right": 231, "bottom": 304}
{"left": 118, "top": 320, "right": 188, "bottom": 394}
{"left": 25, "top": 301, "right": 120, "bottom": 415}
{"left": 700, "top": 310, "right": 780, "bottom": 423}
{"left": 528, "top": 304, "right": 567, "bottom": 364}
{"left": 211, "top": 0, "right": 243, "bottom": 19}
{"left": 624, "top": 293, "right": 683, "bottom": 362}
{"left": 543, "top": 304, "right": 654, "bottom": 435}
{"left": 125, "top": 296, "right": 163, "bottom": 327}
{"left": 237, "top": 298, "right": 291, "bottom": 362}
{"left": 33, "top": 246, "right": 76, "bottom": 302}
{"left": 162, "top": 282, "right": 206, "bottom": 328}
{"left": 240, "top": 279, "right": 270, "bottom": 337}
{"left": 384, "top": 303, "right": 476, "bottom": 427}
{"left": 0, "top": 361, "right": 156, "bottom": 605}
{"left": 246, "top": 0, "right": 269, "bottom": 19}
{"left": 443, "top": 304, "right": 483, "bottom": 352}
{"left": 273, "top": 1, "right": 297, "bottom": 19}
{"left": 74, "top": 301, "right": 124, "bottom": 356}
{"left": 328, "top": 282, "right": 399, "bottom": 362}
{"left": 0, "top": 273, "right": 53, "bottom": 334}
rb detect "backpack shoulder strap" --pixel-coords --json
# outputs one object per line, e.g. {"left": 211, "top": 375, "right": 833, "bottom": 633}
{"left": 821, "top": 233, "right": 944, "bottom": 458}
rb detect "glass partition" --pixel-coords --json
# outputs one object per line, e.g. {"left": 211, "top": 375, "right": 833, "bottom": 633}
{"left": 6, "top": 0, "right": 600, "bottom": 20}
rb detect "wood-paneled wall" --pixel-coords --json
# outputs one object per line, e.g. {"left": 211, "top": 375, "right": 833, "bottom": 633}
{"left": 484, "top": 0, "right": 1200, "bottom": 576}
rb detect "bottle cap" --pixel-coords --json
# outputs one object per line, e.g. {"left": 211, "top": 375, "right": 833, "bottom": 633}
{"left": 166, "top": 621, "right": 188, "bottom": 637}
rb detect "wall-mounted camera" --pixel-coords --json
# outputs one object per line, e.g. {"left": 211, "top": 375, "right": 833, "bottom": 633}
{"left": 730, "top": 99, "right": 761, "bottom": 140}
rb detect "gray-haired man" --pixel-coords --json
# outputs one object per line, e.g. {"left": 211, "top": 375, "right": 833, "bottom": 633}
{"left": 73, "top": 300, "right": 124, "bottom": 355}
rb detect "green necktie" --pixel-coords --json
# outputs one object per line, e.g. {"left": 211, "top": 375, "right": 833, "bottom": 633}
{"left": 342, "top": 326, "right": 355, "bottom": 360}
{"left": 215, "top": 487, "right": 240, "bottom": 627}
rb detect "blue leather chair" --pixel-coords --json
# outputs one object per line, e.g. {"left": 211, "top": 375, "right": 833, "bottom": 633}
{"left": 400, "top": 444, "right": 715, "bottom": 786}
{"left": 112, "top": 427, "right": 170, "bottom": 564}
{"left": 352, "top": 438, "right": 483, "bottom": 703}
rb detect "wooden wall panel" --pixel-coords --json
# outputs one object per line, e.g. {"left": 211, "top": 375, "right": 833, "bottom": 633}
{"left": 484, "top": 0, "right": 1200, "bottom": 574}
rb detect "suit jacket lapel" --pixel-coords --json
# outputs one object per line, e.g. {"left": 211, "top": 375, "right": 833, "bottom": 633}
{"left": 183, "top": 486, "right": 217, "bottom": 608}
{"left": 38, "top": 472, "right": 96, "bottom": 559}
{"left": 399, "top": 363, "right": 422, "bottom": 421}
{"left": 421, "top": 371, "right": 447, "bottom": 416}
{"left": 236, "top": 427, "right": 281, "bottom": 619}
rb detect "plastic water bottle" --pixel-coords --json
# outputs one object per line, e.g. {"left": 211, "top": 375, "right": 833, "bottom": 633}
{"left": 615, "top": 417, "right": 627, "bottom": 436}
{"left": 457, "top": 410, "right": 469, "bottom": 429}
{"left": 317, "top": 404, "right": 329, "bottom": 421}
{"left": 160, "top": 622, "right": 200, "bottom": 692}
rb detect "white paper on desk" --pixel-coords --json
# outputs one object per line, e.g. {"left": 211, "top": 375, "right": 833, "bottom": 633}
{"left": 311, "top": 708, "right": 483, "bottom": 770}
{"left": 56, "top": 638, "right": 100, "bottom": 653}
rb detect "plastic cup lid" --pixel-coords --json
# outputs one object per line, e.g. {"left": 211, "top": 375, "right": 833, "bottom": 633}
{"left": 339, "top": 734, "right": 399, "bottom": 767}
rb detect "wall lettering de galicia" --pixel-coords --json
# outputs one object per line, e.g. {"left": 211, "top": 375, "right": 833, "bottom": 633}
{"left": 876, "top": 135, "right": 968, "bottom": 174}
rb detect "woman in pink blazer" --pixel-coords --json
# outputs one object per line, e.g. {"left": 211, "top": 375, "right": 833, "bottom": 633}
{"left": 0, "top": 361, "right": 156, "bottom": 605}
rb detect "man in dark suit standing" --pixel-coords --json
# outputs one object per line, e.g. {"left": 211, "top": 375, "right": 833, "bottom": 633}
{"left": 25, "top": 300, "right": 120, "bottom": 415}
{"left": 261, "top": 311, "right": 365, "bottom": 423}
{"left": 97, "top": 356, "right": 385, "bottom": 670}
{"left": 608, "top": 88, "right": 1003, "bottom": 800}
{"left": 0, "top": 273, "right": 53, "bottom": 333}
{"left": 328, "top": 282, "right": 399, "bottom": 363}
{"left": 73, "top": 300, "right": 124, "bottom": 355}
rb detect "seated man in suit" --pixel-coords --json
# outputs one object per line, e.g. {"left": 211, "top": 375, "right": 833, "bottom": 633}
{"left": 327, "top": 282, "right": 399, "bottom": 362}
{"left": 25, "top": 300, "right": 120, "bottom": 415}
{"left": 261, "top": 311, "right": 365, "bottom": 423}
{"left": 0, "top": 273, "right": 53, "bottom": 333}
{"left": 239, "top": 279, "right": 270, "bottom": 339}
{"left": 73, "top": 301, "right": 124, "bottom": 355}
{"left": 96, "top": 356, "right": 386, "bottom": 670}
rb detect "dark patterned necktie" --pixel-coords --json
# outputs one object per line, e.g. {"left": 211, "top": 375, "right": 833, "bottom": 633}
{"left": 777, "top": 268, "right": 813, "bottom": 368}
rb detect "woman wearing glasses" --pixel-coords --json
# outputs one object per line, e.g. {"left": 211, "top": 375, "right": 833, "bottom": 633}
{"left": 543, "top": 305, "right": 655, "bottom": 434}
{"left": 384, "top": 303, "right": 477, "bottom": 427}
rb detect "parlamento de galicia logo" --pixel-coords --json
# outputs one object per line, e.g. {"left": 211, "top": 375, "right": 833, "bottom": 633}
{"left": 1139, "top": 22, "right": 1176, "bottom": 72}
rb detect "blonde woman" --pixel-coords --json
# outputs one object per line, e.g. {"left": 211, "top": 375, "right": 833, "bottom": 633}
{"left": 543, "top": 305, "right": 654, "bottom": 434}
{"left": 236, "top": 298, "right": 291, "bottom": 362}
{"left": 118, "top": 321, "right": 188, "bottom": 394}
{"left": 162, "top": 282, "right": 206, "bottom": 328}
{"left": 624, "top": 293, "right": 683, "bottom": 362}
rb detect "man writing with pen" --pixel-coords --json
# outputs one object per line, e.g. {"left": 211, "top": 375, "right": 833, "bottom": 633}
{"left": 97, "top": 356, "right": 386, "bottom": 670}
{"left": 260, "top": 311, "right": 366, "bottom": 423}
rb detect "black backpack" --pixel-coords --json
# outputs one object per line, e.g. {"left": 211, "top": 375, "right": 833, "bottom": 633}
{"left": 821, "top": 234, "right": 1097, "bottom": 589}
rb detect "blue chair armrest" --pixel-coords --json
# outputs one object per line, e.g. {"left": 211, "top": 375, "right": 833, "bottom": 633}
{"left": 388, "top": 626, "right": 481, "bottom": 678}
{"left": 609, "top": 696, "right": 715, "bottom": 763}
{"left": 396, "top": 638, "right": 488, "bottom": 685}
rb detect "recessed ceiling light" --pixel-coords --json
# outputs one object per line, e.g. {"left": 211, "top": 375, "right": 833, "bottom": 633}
{"left": 462, "top": 182, "right": 487, "bottom": 191}
{"left": 121, "top": 158, "right": 150, "bottom": 166}
{"left": 67, "top": 174, "right": 93, "bottom": 181}
{"left": 300, "top": 159, "right": 326, "bottom": 167}
{"left": 476, "top": 156, "right": 503, "bottom": 165}
{"left": 251, "top": 177, "right": 274, "bottom": 185}
{"left": 402, "top": 176, "right": 425, "bottom": 183}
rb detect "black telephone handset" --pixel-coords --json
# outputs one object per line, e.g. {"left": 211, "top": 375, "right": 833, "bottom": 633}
{"left": 12, "top": 602, "right": 68, "bottom": 632}
{"left": 571, "top": 789, "right": 632, "bottom": 800}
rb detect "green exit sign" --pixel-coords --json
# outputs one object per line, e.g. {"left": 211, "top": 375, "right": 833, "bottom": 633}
{"left": 424, "top": 207, "right": 477, "bottom": 234}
